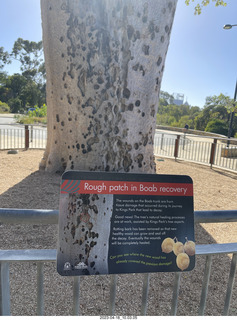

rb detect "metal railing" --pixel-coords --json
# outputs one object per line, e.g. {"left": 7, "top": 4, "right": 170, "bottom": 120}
{"left": 154, "top": 131, "right": 237, "bottom": 172}
{"left": 0, "top": 208, "right": 236, "bottom": 316}
{"left": 1, "top": 126, "right": 237, "bottom": 173}
{"left": 0, "top": 125, "right": 46, "bottom": 150}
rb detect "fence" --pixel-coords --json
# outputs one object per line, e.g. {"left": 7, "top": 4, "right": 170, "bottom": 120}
{"left": 154, "top": 130, "right": 237, "bottom": 172}
{"left": 1, "top": 125, "right": 237, "bottom": 173}
{"left": 0, "top": 125, "right": 46, "bottom": 150}
{"left": 0, "top": 208, "right": 236, "bottom": 316}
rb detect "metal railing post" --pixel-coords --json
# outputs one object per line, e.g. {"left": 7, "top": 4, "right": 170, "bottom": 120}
{"left": 0, "top": 262, "right": 10, "bottom": 315}
{"left": 37, "top": 262, "right": 44, "bottom": 315}
{"left": 141, "top": 273, "right": 150, "bottom": 315}
{"left": 174, "top": 135, "right": 180, "bottom": 159}
{"left": 170, "top": 272, "right": 181, "bottom": 315}
{"left": 25, "top": 125, "right": 29, "bottom": 150}
{"left": 73, "top": 277, "right": 80, "bottom": 315}
{"left": 209, "top": 138, "right": 217, "bottom": 168}
{"left": 223, "top": 253, "right": 237, "bottom": 315}
{"left": 199, "top": 255, "right": 212, "bottom": 315}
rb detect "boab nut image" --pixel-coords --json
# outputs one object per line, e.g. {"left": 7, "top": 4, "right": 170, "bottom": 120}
{"left": 57, "top": 171, "right": 195, "bottom": 276}
{"left": 161, "top": 237, "right": 195, "bottom": 271}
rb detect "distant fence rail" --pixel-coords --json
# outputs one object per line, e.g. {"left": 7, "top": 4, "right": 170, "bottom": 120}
{"left": 0, "top": 208, "right": 237, "bottom": 316}
{"left": 1, "top": 125, "right": 237, "bottom": 173}
{"left": 154, "top": 130, "right": 237, "bottom": 172}
{"left": 0, "top": 125, "right": 46, "bottom": 150}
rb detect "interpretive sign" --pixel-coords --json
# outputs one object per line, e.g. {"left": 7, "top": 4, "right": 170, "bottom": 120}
{"left": 57, "top": 171, "right": 195, "bottom": 276}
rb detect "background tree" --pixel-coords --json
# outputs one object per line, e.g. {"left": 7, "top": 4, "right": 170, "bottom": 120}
{"left": 0, "top": 47, "right": 11, "bottom": 70}
{"left": 194, "top": 93, "right": 236, "bottom": 136}
{"left": 205, "top": 119, "right": 229, "bottom": 135}
{"left": 0, "top": 39, "right": 46, "bottom": 113}
{"left": 11, "top": 38, "right": 45, "bottom": 84}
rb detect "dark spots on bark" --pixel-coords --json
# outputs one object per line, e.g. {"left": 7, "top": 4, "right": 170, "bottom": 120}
{"left": 142, "top": 112, "right": 145, "bottom": 117}
{"left": 114, "top": 126, "right": 119, "bottom": 134}
{"left": 61, "top": 121, "right": 64, "bottom": 126}
{"left": 71, "top": 225, "right": 76, "bottom": 239}
{"left": 135, "top": 100, "right": 141, "bottom": 107}
{"left": 113, "top": 105, "right": 118, "bottom": 114}
{"left": 123, "top": 154, "right": 132, "bottom": 172}
{"left": 168, "top": 1, "right": 173, "bottom": 11}
{"left": 134, "top": 143, "right": 139, "bottom": 150}
{"left": 56, "top": 114, "right": 60, "bottom": 122}
{"left": 78, "top": 70, "right": 86, "bottom": 97}
{"left": 165, "top": 25, "right": 170, "bottom": 33}
{"left": 135, "top": 154, "right": 144, "bottom": 168}
{"left": 148, "top": 21, "right": 156, "bottom": 40}
{"left": 128, "top": 103, "right": 134, "bottom": 111}
{"left": 97, "top": 76, "right": 104, "bottom": 84}
{"left": 123, "top": 88, "right": 130, "bottom": 99}
{"left": 94, "top": 84, "right": 100, "bottom": 90}
{"left": 76, "top": 143, "right": 80, "bottom": 150}
{"left": 127, "top": 25, "right": 134, "bottom": 40}
{"left": 143, "top": 134, "right": 148, "bottom": 146}
{"left": 68, "top": 63, "right": 75, "bottom": 79}
{"left": 150, "top": 105, "right": 156, "bottom": 117}
{"left": 142, "top": 45, "right": 149, "bottom": 55}
{"left": 157, "top": 56, "right": 162, "bottom": 66}
{"left": 161, "top": 36, "right": 165, "bottom": 43}
{"left": 60, "top": 36, "right": 64, "bottom": 42}
{"left": 142, "top": 16, "right": 148, "bottom": 23}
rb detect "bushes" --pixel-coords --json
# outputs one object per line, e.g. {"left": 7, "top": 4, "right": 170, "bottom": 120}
{"left": 15, "top": 104, "right": 47, "bottom": 124}
{"left": 0, "top": 101, "right": 10, "bottom": 113}
{"left": 205, "top": 119, "right": 229, "bottom": 136}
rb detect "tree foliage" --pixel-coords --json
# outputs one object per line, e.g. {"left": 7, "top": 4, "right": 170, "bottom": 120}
{"left": 158, "top": 91, "right": 237, "bottom": 136}
{"left": 11, "top": 38, "right": 45, "bottom": 84}
{"left": 185, "top": 0, "right": 227, "bottom": 14}
{"left": 0, "top": 39, "right": 46, "bottom": 113}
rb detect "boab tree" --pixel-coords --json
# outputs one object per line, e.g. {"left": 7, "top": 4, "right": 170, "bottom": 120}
{"left": 40, "top": 0, "right": 178, "bottom": 173}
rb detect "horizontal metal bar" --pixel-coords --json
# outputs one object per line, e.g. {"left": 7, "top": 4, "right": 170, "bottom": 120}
{"left": 0, "top": 209, "right": 58, "bottom": 224}
{"left": 0, "top": 209, "right": 237, "bottom": 225}
{"left": 0, "top": 243, "right": 236, "bottom": 263}
{"left": 194, "top": 210, "right": 237, "bottom": 223}
{"left": 196, "top": 243, "right": 237, "bottom": 255}
{"left": 0, "top": 249, "right": 56, "bottom": 262}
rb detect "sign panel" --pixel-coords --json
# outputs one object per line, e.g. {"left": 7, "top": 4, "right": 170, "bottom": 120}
{"left": 57, "top": 171, "right": 195, "bottom": 276}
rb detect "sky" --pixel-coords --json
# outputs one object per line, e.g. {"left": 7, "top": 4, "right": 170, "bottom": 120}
{"left": 0, "top": 0, "right": 237, "bottom": 108}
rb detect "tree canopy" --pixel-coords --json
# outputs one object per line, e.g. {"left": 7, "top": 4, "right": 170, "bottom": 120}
{"left": 158, "top": 91, "right": 237, "bottom": 137}
{"left": 0, "top": 38, "right": 45, "bottom": 113}
{"left": 185, "top": 0, "right": 227, "bottom": 14}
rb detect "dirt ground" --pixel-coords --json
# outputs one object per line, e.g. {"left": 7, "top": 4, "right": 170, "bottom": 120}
{"left": 0, "top": 149, "right": 237, "bottom": 316}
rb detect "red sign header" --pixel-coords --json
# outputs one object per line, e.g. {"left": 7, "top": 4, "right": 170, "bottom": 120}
{"left": 61, "top": 180, "right": 193, "bottom": 196}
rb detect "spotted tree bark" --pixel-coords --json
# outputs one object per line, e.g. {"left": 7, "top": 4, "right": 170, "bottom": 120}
{"left": 40, "top": 0, "right": 177, "bottom": 173}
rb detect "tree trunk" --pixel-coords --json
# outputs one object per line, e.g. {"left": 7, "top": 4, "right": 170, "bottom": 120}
{"left": 40, "top": 0, "right": 177, "bottom": 173}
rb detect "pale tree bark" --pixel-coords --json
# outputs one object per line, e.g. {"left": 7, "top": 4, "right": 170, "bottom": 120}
{"left": 40, "top": 0, "right": 177, "bottom": 174}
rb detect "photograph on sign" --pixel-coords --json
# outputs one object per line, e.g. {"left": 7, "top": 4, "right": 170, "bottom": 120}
{"left": 57, "top": 171, "right": 195, "bottom": 276}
